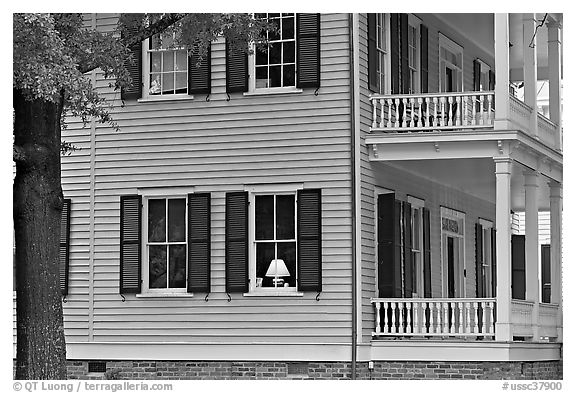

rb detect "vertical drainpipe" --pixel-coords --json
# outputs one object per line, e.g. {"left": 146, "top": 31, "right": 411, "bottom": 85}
{"left": 348, "top": 12, "right": 361, "bottom": 380}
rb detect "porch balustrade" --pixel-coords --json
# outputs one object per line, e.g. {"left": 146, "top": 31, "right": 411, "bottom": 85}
{"left": 510, "top": 299, "right": 534, "bottom": 338}
{"left": 538, "top": 303, "right": 560, "bottom": 340}
{"left": 371, "top": 298, "right": 495, "bottom": 339}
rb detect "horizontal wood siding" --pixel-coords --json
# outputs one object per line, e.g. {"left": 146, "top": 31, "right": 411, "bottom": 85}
{"left": 58, "top": 13, "right": 353, "bottom": 346}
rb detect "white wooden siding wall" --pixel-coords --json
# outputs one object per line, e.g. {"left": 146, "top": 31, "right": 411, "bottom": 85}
{"left": 58, "top": 13, "right": 354, "bottom": 346}
{"left": 514, "top": 211, "right": 552, "bottom": 245}
{"left": 358, "top": 14, "right": 496, "bottom": 342}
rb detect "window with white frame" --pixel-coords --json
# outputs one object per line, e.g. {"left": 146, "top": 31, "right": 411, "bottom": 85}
{"left": 144, "top": 32, "right": 188, "bottom": 97}
{"left": 439, "top": 34, "right": 463, "bottom": 93}
{"left": 479, "top": 219, "right": 494, "bottom": 297}
{"left": 478, "top": 59, "right": 491, "bottom": 91}
{"left": 251, "top": 192, "right": 297, "bottom": 290}
{"left": 144, "top": 197, "right": 187, "bottom": 291}
{"left": 252, "top": 13, "right": 296, "bottom": 90}
{"left": 407, "top": 15, "right": 421, "bottom": 94}
{"left": 408, "top": 196, "right": 424, "bottom": 297}
{"left": 376, "top": 13, "right": 390, "bottom": 94}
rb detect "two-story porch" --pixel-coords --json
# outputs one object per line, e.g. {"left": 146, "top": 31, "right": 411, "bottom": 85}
{"left": 361, "top": 13, "right": 562, "bottom": 362}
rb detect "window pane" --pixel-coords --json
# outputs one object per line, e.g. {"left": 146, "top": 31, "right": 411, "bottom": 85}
{"left": 276, "top": 195, "right": 295, "bottom": 239}
{"left": 149, "top": 245, "right": 167, "bottom": 288}
{"left": 269, "top": 66, "right": 281, "bottom": 87}
{"left": 256, "top": 48, "right": 268, "bottom": 65}
{"left": 168, "top": 198, "right": 186, "bottom": 242}
{"left": 277, "top": 242, "right": 296, "bottom": 287}
{"left": 282, "top": 17, "right": 294, "bottom": 40}
{"left": 255, "top": 195, "right": 274, "bottom": 240}
{"left": 162, "top": 72, "right": 175, "bottom": 94}
{"left": 283, "top": 65, "right": 295, "bottom": 87}
{"left": 150, "top": 74, "right": 162, "bottom": 95}
{"left": 283, "top": 41, "right": 295, "bottom": 63}
{"left": 148, "top": 199, "right": 166, "bottom": 242}
{"left": 169, "top": 244, "right": 186, "bottom": 288}
{"left": 269, "top": 43, "right": 281, "bottom": 64}
{"left": 256, "top": 242, "right": 275, "bottom": 287}
{"left": 175, "top": 72, "right": 187, "bottom": 94}
{"left": 164, "top": 52, "right": 175, "bottom": 72}
{"left": 175, "top": 51, "right": 187, "bottom": 71}
{"left": 256, "top": 66, "right": 269, "bottom": 88}
{"left": 151, "top": 52, "right": 162, "bottom": 72}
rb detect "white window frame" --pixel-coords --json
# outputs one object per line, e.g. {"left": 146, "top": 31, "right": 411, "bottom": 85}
{"left": 247, "top": 13, "right": 301, "bottom": 95}
{"left": 407, "top": 14, "right": 422, "bottom": 94}
{"left": 438, "top": 33, "right": 464, "bottom": 93}
{"left": 440, "top": 206, "right": 466, "bottom": 298}
{"left": 141, "top": 33, "right": 190, "bottom": 100}
{"left": 375, "top": 13, "right": 391, "bottom": 94}
{"left": 245, "top": 183, "right": 304, "bottom": 296}
{"left": 479, "top": 218, "right": 494, "bottom": 297}
{"left": 139, "top": 187, "right": 195, "bottom": 296}
{"left": 477, "top": 59, "right": 491, "bottom": 91}
{"left": 407, "top": 196, "right": 425, "bottom": 297}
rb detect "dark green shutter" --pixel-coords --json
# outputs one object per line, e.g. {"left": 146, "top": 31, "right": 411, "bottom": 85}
{"left": 473, "top": 59, "right": 481, "bottom": 91}
{"left": 511, "top": 234, "right": 526, "bottom": 300}
{"left": 541, "top": 244, "right": 551, "bottom": 303}
{"left": 423, "top": 207, "right": 432, "bottom": 298}
{"left": 226, "top": 43, "right": 248, "bottom": 93}
{"left": 491, "top": 228, "right": 497, "bottom": 297}
{"left": 390, "top": 14, "right": 400, "bottom": 94}
{"left": 121, "top": 27, "right": 142, "bottom": 100}
{"left": 403, "top": 201, "right": 413, "bottom": 297}
{"left": 297, "top": 189, "right": 322, "bottom": 292}
{"left": 377, "top": 193, "right": 395, "bottom": 298}
{"left": 420, "top": 24, "right": 429, "bottom": 93}
{"left": 188, "top": 44, "right": 211, "bottom": 95}
{"left": 120, "top": 195, "right": 142, "bottom": 294}
{"left": 60, "top": 199, "right": 71, "bottom": 296}
{"left": 296, "top": 13, "right": 321, "bottom": 89}
{"left": 225, "top": 192, "right": 248, "bottom": 293}
{"left": 400, "top": 14, "right": 409, "bottom": 94}
{"left": 475, "top": 223, "right": 485, "bottom": 298}
{"left": 367, "top": 13, "right": 378, "bottom": 92}
{"left": 489, "top": 70, "right": 495, "bottom": 91}
{"left": 188, "top": 193, "right": 211, "bottom": 293}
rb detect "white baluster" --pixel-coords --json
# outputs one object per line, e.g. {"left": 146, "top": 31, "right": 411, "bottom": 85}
{"left": 401, "top": 98, "right": 407, "bottom": 128}
{"left": 417, "top": 98, "right": 423, "bottom": 129}
{"left": 479, "top": 94, "right": 485, "bottom": 125}
{"left": 482, "top": 301, "right": 488, "bottom": 334}
{"left": 413, "top": 301, "right": 420, "bottom": 334}
{"left": 386, "top": 99, "right": 393, "bottom": 128}
{"left": 463, "top": 95, "right": 469, "bottom": 126}
{"left": 406, "top": 302, "right": 412, "bottom": 334}
{"left": 443, "top": 302, "right": 449, "bottom": 334}
{"left": 372, "top": 99, "right": 378, "bottom": 128}
{"left": 440, "top": 97, "right": 446, "bottom": 127}
{"left": 425, "top": 97, "right": 430, "bottom": 127}
{"left": 490, "top": 302, "right": 495, "bottom": 334}
{"left": 465, "top": 302, "right": 471, "bottom": 334}
{"left": 455, "top": 96, "right": 461, "bottom": 126}
{"left": 473, "top": 302, "right": 479, "bottom": 334}
{"left": 379, "top": 99, "right": 385, "bottom": 129}
{"left": 390, "top": 302, "right": 397, "bottom": 333}
{"left": 394, "top": 98, "right": 400, "bottom": 128}
{"left": 435, "top": 302, "right": 442, "bottom": 334}
{"left": 375, "top": 301, "right": 381, "bottom": 336}
{"left": 451, "top": 302, "right": 457, "bottom": 334}
{"left": 447, "top": 96, "right": 454, "bottom": 126}
{"left": 487, "top": 94, "right": 493, "bottom": 125}
{"left": 398, "top": 302, "right": 405, "bottom": 334}
{"left": 383, "top": 302, "right": 389, "bottom": 334}
{"left": 474, "top": 94, "right": 479, "bottom": 125}
{"left": 432, "top": 97, "right": 438, "bottom": 127}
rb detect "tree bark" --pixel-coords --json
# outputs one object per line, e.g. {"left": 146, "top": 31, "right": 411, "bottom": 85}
{"left": 13, "top": 89, "right": 67, "bottom": 379}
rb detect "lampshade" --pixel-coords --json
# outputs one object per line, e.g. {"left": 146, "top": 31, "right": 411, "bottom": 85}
{"left": 265, "top": 259, "right": 290, "bottom": 277}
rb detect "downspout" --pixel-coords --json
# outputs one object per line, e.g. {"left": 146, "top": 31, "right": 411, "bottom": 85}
{"left": 348, "top": 12, "right": 361, "bottom": 380}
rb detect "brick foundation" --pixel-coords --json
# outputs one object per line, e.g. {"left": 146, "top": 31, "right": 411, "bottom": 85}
{"left": 62, "top": 360, "right": 562, "bottom": 380}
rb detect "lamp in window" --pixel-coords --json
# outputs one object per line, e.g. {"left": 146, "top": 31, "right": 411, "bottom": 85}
{"left": 265, "top": 259, "right": 290, "bottom": 288}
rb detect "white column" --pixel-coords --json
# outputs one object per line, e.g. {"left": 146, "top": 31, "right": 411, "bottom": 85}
{"left": 524, "top": 171, "right": 539, "bottom": 340}
{"left": 494, "top": 158, "right": 513, "bottom": 341}
{"left": 523, "top": 14, "right": 538, "bottom": 138}
{"left": 547, "top": 20, "right": 563, "bottom": 150}
{"left": 549, "top": 181, "right": 563, "bottom": 340}
{"left": 494, "top": 14, "right": 512, "bottom": 130}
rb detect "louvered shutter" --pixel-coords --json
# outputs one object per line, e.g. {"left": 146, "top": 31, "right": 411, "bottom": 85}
{"left": 297, "top": 189, "right": 322, "bottom": 292}
{"left": 541, "top": 244, "right": 551, "bottom": 303}
{"left": 511, "top": 234, "right": 526, "bottom": 300}
{"left": 377, "top": 194, "right": 395, "bottom": 298}
{"left": 226, "top": 42, "right": 248, "bottom": 93}
{"left": 367, "top": 13, "right": 378, "bottom": 92}
{"left": 491, "top": 228, "right": 497, "bottom": 297}
{"left": 120, "top": 195, "right": 142, "bottom": 294}
{"left": 475, "top": 223, "right": 485, "bottom": 298}
{"left": 420, "top": 24, "right": 429, "bottom": 93}
{"left": 403, "top": 201, "right": 413, "bottom": 297}
{"left": 188, "top": 193, "right": 211, "bottom": 293}
{"left": 393, "top": 200, "right": 403, "bottom": 297}
{"left": 400, "top": 14, "right": 409, "bottom": 94}
{"left": 390, "top": 14, "right": 400, "bottom": 94}
{"left": 423, "top": 207, "right": 432, "bottom": 298}
{"left": 121, "top": 27, "right": 143, "bottom": 100}
{"left": 225, "top": 192, "right": 248, "bottom": 293}
{"left": 296, "top": 13, "right": 320, "bottom": 89}
{"left": 188, "top": 44, "right": 211, "bottom": 95}
{"left": 60, "top": 199, "right": 71, "bottom": 296}
{"left": 473, "top": 59, "right": 481, "bottom": 91}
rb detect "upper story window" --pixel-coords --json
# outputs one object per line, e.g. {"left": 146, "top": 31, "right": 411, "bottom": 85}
{"left": 375, "top": 13, "right": 390, "bottom": 94}
{"left": 145, "top": 33, "right": 189, "bottom": 97}
{"left": 439, "top": 33, "right": 464, "bottom": 93}
{"left": 252, "top": 13, "right": 297, "bottom": 90}
{"left": 407, "top": 15, "right": 421, "bottom": 94}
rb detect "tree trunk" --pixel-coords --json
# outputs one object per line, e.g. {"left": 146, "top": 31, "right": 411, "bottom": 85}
{"left": 13, "top": 89, "right": 67, "bottom": 379}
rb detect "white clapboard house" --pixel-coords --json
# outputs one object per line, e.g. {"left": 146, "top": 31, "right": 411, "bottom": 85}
{"left": 16, "top": 13, "right": 563, "bottom": 378}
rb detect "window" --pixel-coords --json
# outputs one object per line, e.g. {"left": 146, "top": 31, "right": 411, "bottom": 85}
{"left": 251, "top": 13, "right": 297, "bottom": 90}
{"left": 439, "top": 34, "right": 463, "bottom": 93}
{"left": 144, "top": 32, "right": 188, "bottom": 97}
{"left": 143, "top": 197, "right": 187, "bottom": 291}
{"left": 252, "top": 193, "right": 297, "bottom": 290}
{"left": 440, "top": 207, "right": 466, "bottom": 298}
{"left": 407, "top": 15, "right": 421, "bottom": 94}
{"left": 375, "top": 13, "right": 390, "bottom": 94}
{"left": 409, "top": 198, "right": 424, "bottom": 297}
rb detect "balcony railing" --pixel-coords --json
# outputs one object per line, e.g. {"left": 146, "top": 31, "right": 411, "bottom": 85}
{"left": 538, "top": 302, "right": 560, "bottom": 340}
{"left": 370, "top": 91, "right": 495, "bottom": 132}
{"left": 371, "top": 298, "right": 496, "bottom": 339}
{"left": 510, "top": 299, "right": 534, "bottom": 338}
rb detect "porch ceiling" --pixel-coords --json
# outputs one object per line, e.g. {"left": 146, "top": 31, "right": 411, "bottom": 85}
{"left": 384, "top": 158, "right": 552, "bottom": 211}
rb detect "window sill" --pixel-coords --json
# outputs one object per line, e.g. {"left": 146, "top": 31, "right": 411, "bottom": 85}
{"left": 243, "top": 88, "right": 303, "bottom": 97}
{"left": 137, "top": 95, "right": 195, "bottom": 103}
{"left": 136, "top": 293, "right": 194, "bottom": 298}
{"left": 243, "top": 291, "right": 304, "bottom": 297}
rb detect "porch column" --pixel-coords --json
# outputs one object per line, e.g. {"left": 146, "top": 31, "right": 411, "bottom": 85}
{"left": 494, "top": 157, "right": 513, "bottom": 341}
{"left": 547, "top": 20, "right": 562, "bottom": 150}
{"left": 523, "top": 14, "right": 538, "bottom": 138}
{"left": 494, "top": 13, "right": 512, "bottom": 130}
{"left": 549, "top": 181, "right": 563, "bottom": 340}
{"left": 524, "top": 171, "right": 540, "bottom": 340}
